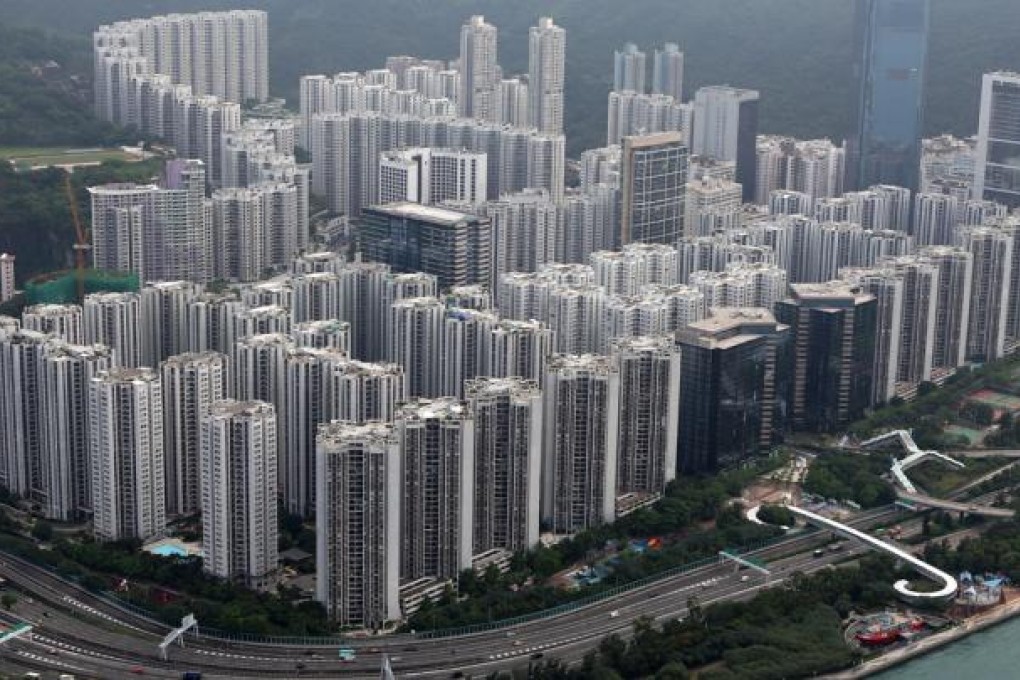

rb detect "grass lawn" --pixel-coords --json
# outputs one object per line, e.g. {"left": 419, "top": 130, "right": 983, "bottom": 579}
{"left": 0, "top": 146, "right": 137, "bottom": 169}
{"left": 908, "top": 456, "right": 1004, "bottom": 496}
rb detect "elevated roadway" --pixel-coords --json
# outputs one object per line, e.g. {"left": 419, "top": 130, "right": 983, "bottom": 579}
{"left": 896, "top": 490, "right": 1016, "bottom": 518}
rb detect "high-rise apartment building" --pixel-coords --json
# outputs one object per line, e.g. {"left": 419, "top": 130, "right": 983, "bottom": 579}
{"left": 610, "top": 336, "right": 680, "bottom": 493}
{"left": 483, "top": 318, "right": 554, "bottom": 383}
{"left": 606, "top": 91, "right": 691, "bottom": 147}
{"left": 677, "top": 308, "right": 789, "bottom": 473}
{"left": 378, "top": 148, "right": 487, "bottom": 207}
{"left": 460, "top": 16, "right": 500, "bottom": 122}
{"left": 486, "top": 189, "right": 559, "bottom": 282}
{"left": 620, "top": 132, "right": 689, "bottom": 246}
{"left": 846, "top": 0, "right": 930, "bottom": 192}
{"left": 90, "top": 161, "right": 210, "bottom": 283}
{"left": 161, "top": 352, "right": 229, "bottom": 517}
{"left": 692, "top": 86, "right": 760, "bottom": 201}
{"left": 840, "top": 267, "right": 904, "bottom": 404}
{"left": 591, "top": 244, "right": 678, "bottom": 297}
{"left": 316, "top": 422, "right": 401, "bottom": 627}
{"left": 38, "top": 341, "right": 115, "bottom": 521}
{"left": 395, "top": 399, "right": 475, "bottom": 582}
{"left": 83, "top": 292, "right": 144, "bottom": 368}
{"left": 652, "top": 43, "right": 684, "bottom": 101}
{"left": 359, "top": 204, "right": 492, "bottom": 290}
{"left": 776, "top": 282, "right": 878, "bottom": 433}
{"left": 685, "top": 178, "right": 743, "bottom": 237}
{"left": 442, "top": 307, "right": 497, "bottom": 399}
{"left": 529, "top": 18, "right": 566, "bottom": 135}
{"left": 387, "top": 297, "right": 444, "bottom": 398}
{"left": 22, "top": 305, "right": 83, "bottom": 344}
{"left": 141, "top": 281, "right": 201, "bottom": 368}
{"left": 542, "top": 354, "right": 619, "bottom": 534}
{"left": 613, "top": 43, "right": 646, "bottom": 93}
{"left": 0, "top": 330, "right": 48, "bottom": 500}
{"left": 922, "top": 135, "right": 974, "bottom": 192}
{"left": 466, "top": 377, "right": 543, "bottom": 553}
{"left": 292, "top": 320, "right": 351, "bottom": 353}
{"left": 498, "top": 77, "right": 530, "bottom": 128}
{"left": 974, "top": 72, "right": 1020, "bottom": 209}
{"left": 93, "top": 10, "right": 268, "bottom": 117}
{"left": 0, "top": 253, "right": 15, "bottom": 303}
{"left": 89, "top": 367, "right": 166, "bottom": 542}
{"left": 913, "top": 193, "right": 960, "bottom": 246}
{"left": 232, "top": 333, "right": 293, "bottom": 415}
{"left": 918, "top": 246, "right": 972, "bottom": 370}
{"left": 200, "top": 400, "right": 278, "bottom": 588}
{"left": 958, "top": 226, "right": 1013, "bottom": 362}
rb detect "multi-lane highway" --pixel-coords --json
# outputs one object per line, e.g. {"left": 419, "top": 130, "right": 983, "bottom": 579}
{"left": 0, "top": 507, "right": 912, "bottom": 679}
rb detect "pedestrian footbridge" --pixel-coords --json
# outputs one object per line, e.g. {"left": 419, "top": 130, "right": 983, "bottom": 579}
{"left": 787, "top": 505, "right": 958, "bottom": 605}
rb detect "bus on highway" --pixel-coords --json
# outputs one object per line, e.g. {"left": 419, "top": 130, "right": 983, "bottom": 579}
{"left": 338, "top": 648, "right": 357, "bottom": 662}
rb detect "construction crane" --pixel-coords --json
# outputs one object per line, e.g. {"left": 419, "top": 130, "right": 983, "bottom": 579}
{"left": 63, "top": 172, "right": 92, "bottom": 301}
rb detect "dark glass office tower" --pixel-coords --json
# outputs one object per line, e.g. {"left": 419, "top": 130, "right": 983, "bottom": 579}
{"left": 676, "top": 309, "right": 790, "bottom": 474}
{"left": 846, "top": 0, "right": 930, "bottom": 193}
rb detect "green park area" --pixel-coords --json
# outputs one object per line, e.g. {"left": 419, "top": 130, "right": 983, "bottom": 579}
{"left": 0, "top": 146, "right": 140, "bottom": 170}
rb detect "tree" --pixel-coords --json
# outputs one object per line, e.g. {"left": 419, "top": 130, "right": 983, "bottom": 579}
{"left": 1, "top": 593, "right": 16, "bottom": 610}
{"left": 655, "top": 662, "right": 690, "bottom": 680}
{"left": 31, "top": 520, "right": 53, "bottom": 542}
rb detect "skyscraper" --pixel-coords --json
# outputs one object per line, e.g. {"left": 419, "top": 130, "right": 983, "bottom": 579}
{"left": 466, "top": 378, "right": 543, "bottom": 553}
{"left": 459, "top": 16, "right": 500, "bottom": 122}
{"left": 620, "top": 132, "right": 689, "bottom": 246}
{"left": 613, "top": 43, "right": 646, "bottom": 93}
{"left": 161, "top": 352, "right": 229, "bottom": 516}
{"left": 676, "top": 308, "right": 789, "bottom": 473}
{"left": 974, "top": 72, "right": 1020, "bottom": 209}
{"left": 378, "top": 148, "right": 488, "bottom": 207}
{"left": 692, "top": 86, "right": 760, "bottom": 201}
{"left": 90, "top": 161, "right": 211, "bottom": 283}
{"left": 200, "top": 400, "right": 279, "bottom": 588}
{"left": 776, "top": 282, "right": 878, "bottom": 433}
{"left": 542, "top": 354, "right": 619, "bottom": 534}
{"left": 0, "top": 331, "right": 50, "bottom": 502}
{"left": 958, "top": 226, "right": 1013, "bottom": 362}
{"left": 918, "top": 246, "right": 972, "bottom": 370}
{"left": 529, "top": 17, "right": 566, "bottom": 136}
{"left": 316, "top": 421, "right": 401, "bottom": 627}
{"left": 141, "top": 281, "right": 200, "bottom": 368}
{"left": 387, "top": 297, "right": 444, "bottom": 398}
{"left": 38, "top": 341, "right": 115, "bottom": 521}
{"left": 846, "top": 0, "right": 930, "bottom": 192}
{"left": 359, "top": 204, "right": 492, "bottom": 290}
{"left": 0, "top": 253, "right": 14, "bottom": 303}
{"left": 83, "top": 292, "right": 144, "bottom": 368}
{"left": 22, "top": 304, "right": 84, "bottom": 344}
{"left": 89, "top": 367, "right": 166, "bottom": 542}
{"left": 610, "top": 336, "right": 681, "bottom": 493}
{"left": 652, "top": 43, "right": 684, "bottom": 101}
{"left": 395, "top": 398, "right": 475, "bottom": 582}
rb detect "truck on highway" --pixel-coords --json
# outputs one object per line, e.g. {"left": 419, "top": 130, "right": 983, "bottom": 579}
{"left": 338, "top": 647, "right": 357, "bottom": 662}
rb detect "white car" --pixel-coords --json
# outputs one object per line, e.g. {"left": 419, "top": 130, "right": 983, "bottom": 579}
{"left": 740, "top": 575, "right": 750, "bottom": 583}
{"left": 609, "top": 610, "right": 619, "bottom": 618}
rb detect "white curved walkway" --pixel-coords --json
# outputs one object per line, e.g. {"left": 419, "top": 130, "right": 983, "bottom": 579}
{"left": 786, "top": 505, "right": 958, "bottom": 605}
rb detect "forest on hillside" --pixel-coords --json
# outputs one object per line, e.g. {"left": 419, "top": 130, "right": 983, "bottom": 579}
{"left": 0, "top": 0, "right": 1018, "bottom": 154}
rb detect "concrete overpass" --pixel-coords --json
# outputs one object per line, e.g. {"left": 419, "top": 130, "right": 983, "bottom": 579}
{"left": 896, "top": 490, "right": 1016, "bottom": 518}
{"left": 949, "top": 449, "right": 1020, "bottom": 459}
{"left": 787, "top": 505, "right": 958, "bottom": 605}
